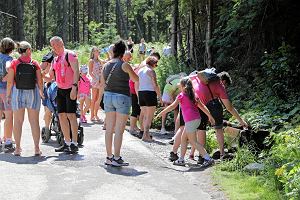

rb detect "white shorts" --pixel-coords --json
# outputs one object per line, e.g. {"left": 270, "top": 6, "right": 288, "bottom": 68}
{"left": 185, "top": 119, "right": 201, "bottom": 133}
{"left": 162, "top": 92, "right": 172, "bottom": 104}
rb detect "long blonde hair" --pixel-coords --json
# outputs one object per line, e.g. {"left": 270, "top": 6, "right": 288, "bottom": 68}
{"left": 90, "top": 46, "right": 99, "bottom": 60}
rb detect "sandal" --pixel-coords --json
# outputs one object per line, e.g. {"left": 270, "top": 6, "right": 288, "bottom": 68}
{"left": 14, "top": 148, "right": 22, "bottom": 156}
{"left": 34, "top": 150, "right": 42, "bottom": 156}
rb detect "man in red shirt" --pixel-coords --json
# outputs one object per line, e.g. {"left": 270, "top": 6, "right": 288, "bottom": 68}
{"left": 48, "top": 36, "right": 80, "bottom": 153}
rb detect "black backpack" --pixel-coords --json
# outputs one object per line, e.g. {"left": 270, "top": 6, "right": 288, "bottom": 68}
{"left": 15, "top": 59, "right": 37, "bottom": 90}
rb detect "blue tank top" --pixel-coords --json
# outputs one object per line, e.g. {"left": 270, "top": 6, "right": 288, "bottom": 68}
{"left": 0, "top": 53, "right": 13, "bottom": 93}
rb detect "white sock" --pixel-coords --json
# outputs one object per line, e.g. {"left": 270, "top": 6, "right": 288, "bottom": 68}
{"left": 65, "top": 141, "right": 71, "bottom": 146}
{"left": 179, "top": 157, "right": 184, "bottom": 161}
{"left": 114, "top": 156, "right": 120, "bottom": 160}
{"left": 71, "top": 141, "right": 78, "bottom": 146}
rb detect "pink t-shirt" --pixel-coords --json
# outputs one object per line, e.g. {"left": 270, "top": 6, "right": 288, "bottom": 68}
{"left": 177, "top": 92, "right": 200, "bottom": 123}
{"left": 129, "top": 67, "right": 139, "bottom": 94}
{"left": 78, "top": 75, "right": 91, "bottom": 95}
{"left": 52, "top": 50, "right": 77, "bottom": 89}
{"left": 191, "top": 76, "right": 228, "bottom": 105}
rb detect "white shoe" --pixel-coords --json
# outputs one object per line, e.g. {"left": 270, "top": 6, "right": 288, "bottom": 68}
{"left": 160, "top": 128, "right": 167, "bottom": 134}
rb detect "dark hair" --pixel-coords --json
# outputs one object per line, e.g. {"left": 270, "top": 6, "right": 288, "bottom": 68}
{"left": 146, "top": 56, "right": 158, "bottom": 67}
{"left": 113, "top": 40, "right": 126, "bottom": 58}
{"left": 150, "top": 52, "right": 161, "bottom": 60}
{"left": 0, "top": 37, "right": 15, "bottom": 54}
{"left": 180, "top": 77, "right": 196, "bottom": 104}
{"left": 218, "top": 71, "right": 232, "bottom": 86}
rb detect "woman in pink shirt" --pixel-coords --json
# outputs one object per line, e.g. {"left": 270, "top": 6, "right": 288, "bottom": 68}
{"left": 157, "top": 77, "right": 215, "bottom": 167}
{"left": 78, "top": 65, "right": 91, "bottom": 123}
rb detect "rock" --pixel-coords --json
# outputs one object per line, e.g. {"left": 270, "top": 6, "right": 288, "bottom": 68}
{"left": 243, "top": 163, "right": 265, "bottom": 173}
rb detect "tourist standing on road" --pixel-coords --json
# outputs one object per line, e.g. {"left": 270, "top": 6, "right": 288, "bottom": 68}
{"left": 88, "top": 46, "right": 104, "bottom": 122}
{"left": 6, "top": 41, "right": 44, "bottom": 156}
{"left": 78, "top": 65, "right": 91, "bottom": 123}
{"left": 48, "top": 36, "right": 80, "bottom": 154}
{"left": 127, "top": 37, "right": 134, "bottom": 53}
{"left": 40, "top": 51, "right": 55, "bottom": 138}
{"left": 123, "top": 51, "right": 142, "bottom": 135}
{"left": 137, "top": 56, "right": 161, "bottom": 142}
{"left": 157, "top": 77, "right": 215, "bottom": 167}
{"left": 138, "top": 38, "right": 146, "bottom": 63}
{"left": 100, "top": 40, "right": 138, "bottom": 167}
{"left": 0, "top": 37, "right": 15, "bottom": 152}
{"left": 191, "top": 71, "right": 248, "bottom": 159}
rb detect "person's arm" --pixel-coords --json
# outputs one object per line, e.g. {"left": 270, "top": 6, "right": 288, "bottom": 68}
{"left": 148, "top": 69, "right": 162, "bottom": 104}
{"left": 88, "top": 59, "right": 95, "bottom": 79}
{"left": 70, "top": 55, "right": 79, "bottom": 100}
{"left": 122, "top": 62, "right": 139, "bottom": 82}
{"left": 6, "top": 67, "right": 14, "bottom": 102}
{"left": 196, "top": 99, "right": 215, "bottom": 126}
{"left": 156, "top": 99, "right": 179, "bottom": 119}
{"left": 35, "top": 62, "right": 44, "bottom": 99}
{"left": 221, "top": 98, "right": 248, "bottom": 128}
{"left": 98, "top": 64, "right": 107, "bottom": 102}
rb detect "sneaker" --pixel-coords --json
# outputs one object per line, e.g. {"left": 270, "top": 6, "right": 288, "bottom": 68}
{"left": 201, "top": 159, "right": 214, "bottom": 168}
{"left": 197, "top": 156, "right": 204, "bottom": 164}
{"left": 173, "top": 159, "right": 185, "bottom": 166}
{"left": 112, "top": 156, "right": 129, "bottom": 167}
{"left": 169, "top": 151, "right": 179, "bottom": 162}
{"left": 65, "top": 143, "right": 78, "bottom": 154}
{"left": 4, "top": 143, "right": 15, "bottom": 153}
{"left": 168, "top": 139, "right": 174, "bottom": 145}
{"left": 137, "top": 131, "right": 143, "bottom": 139}
{"left": 160, "top": 127, "right": 166, "bottom": 134}
{"left": 55, "top": 143, "right": 68, "bottom": 152}
{"left": 105, "top": 156, "right": 113, "bottom": 165}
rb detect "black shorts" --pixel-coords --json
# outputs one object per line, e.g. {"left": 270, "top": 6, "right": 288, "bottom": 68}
{"left": 56, "top": 88, "right": 77, "bottom": 113}
{"left": 138, "top": 91, "right": 157, "bottom": 107}
{"left": 131, "top": 94, "right": 141, "bottom": 117}
{"left": 197, "top": 108, "right": 208, "bottom": 130}
{"left": 100, "top": 98, "right": 104, "bottom": 110}
{"left": 206, "top": 99, "right": 223, "bottom": 129}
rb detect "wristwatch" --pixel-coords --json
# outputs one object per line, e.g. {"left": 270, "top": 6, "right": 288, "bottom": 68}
{"left": 72, "top": 83, "right": 78, "bottom": 87}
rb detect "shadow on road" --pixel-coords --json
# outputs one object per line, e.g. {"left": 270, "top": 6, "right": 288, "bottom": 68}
{"left": 103, "top": 165, "right": 148, "bottom": 177}
{"left": 0, "top": 153, "right": 49, "bottom": 164}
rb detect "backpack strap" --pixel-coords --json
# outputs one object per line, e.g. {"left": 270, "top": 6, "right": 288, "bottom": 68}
{"left": 65, "top": 52, "right": 71, "bottom": 67}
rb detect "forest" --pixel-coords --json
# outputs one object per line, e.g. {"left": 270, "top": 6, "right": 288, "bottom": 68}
{"left": 1, "top": 0, "right": 300, "bottom": 199}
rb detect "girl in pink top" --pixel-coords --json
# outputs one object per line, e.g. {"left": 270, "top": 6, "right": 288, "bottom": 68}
{"left": 78, "top": 65, "right": 91, "bottom": 123}
{"left": 157, "top": 77, "right": 215, "bottom": 167}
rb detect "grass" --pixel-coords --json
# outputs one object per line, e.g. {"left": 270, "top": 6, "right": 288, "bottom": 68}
{"left": 213, "top": 169, "right": 283, "bottom": 200}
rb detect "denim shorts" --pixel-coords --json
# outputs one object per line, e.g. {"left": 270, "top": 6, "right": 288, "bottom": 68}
{"left": 104, "top": 91, "right": 131, "bottom": 115}
{"left": 185, "top": 119, "right": 201, "bottom": 133}
{"left": 11, "top": 85, "right": 41, "bottom": 111}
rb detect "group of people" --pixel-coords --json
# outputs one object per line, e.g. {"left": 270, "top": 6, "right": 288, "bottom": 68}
{"left": 0, "top": 36, "right": 248, "bottom": 168}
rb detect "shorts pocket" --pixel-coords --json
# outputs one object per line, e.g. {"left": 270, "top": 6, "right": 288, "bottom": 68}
{"left": 116, "top": 95, "right": 130, "bottom": 107}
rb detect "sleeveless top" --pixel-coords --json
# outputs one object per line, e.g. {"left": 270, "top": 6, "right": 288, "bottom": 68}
{"left": 103, "top": 59, "right": 130, "bottom": 96}
{"left": 138, "top": 66, "right": 155, "bottom": 91}
{"left": 91, "top": 59, "right": 102, "bottom": 88}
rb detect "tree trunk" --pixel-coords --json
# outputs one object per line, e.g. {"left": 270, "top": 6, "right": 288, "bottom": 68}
{"left": 69, "top": 0, "right": 73, "bottom": 43}
{"left": 170, "top": 0, "right": 178, "bottom": 57}
{"left": 43, "top": 0, "right": 47, "bottom": 45}
{"left": 14, "top": 0, "right": 25, "bottom": 41}
{"left": 36, "top": 0, "right": 43, "bottom": 50}
{"left": 189, "top": 7, "right": 197, "bottom": 69}
{"left": 87, "top": 0, "right": 94, "bottom": 42}
{"left": 74, "top": 0, "right": 80, "bottom": 42}
{"left": 62, "top": 0, "right": 68, "bottom": 42}
{"left": 206, "top": 0, "right": 213, "bottom": 67}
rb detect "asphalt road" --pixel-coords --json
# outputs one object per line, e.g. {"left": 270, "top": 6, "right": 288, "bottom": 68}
{"left": 0, "top": 110, "right": 226, "bottom": 200}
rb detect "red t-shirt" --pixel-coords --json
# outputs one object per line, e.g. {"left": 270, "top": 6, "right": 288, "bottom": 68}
{"left": 10, "top": 56, "right": 41, "bottom": 84}
{"left": 191, "top": 75, "right": 228, "bottom": 105}
{"left": 52, "top": 50, "right": 77, "bottom": 89}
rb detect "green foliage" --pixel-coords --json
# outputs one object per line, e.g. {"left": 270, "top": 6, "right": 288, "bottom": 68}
{"left": 217, "top": 146, "right": 257, "bottom": 172}
{"left": 88, "top": 21, "right": 119, "bottom": 48}
{"left": 260, "top": 42, "right": 300, "bottom": 98}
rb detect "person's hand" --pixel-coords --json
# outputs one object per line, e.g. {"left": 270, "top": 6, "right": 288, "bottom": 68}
{"left": 39, "top": 89, "right": 45, "bottom": 99}
{"left": 240, "top": 119, "right": 249, "bottom": 129}
{"left": 209, "top": 117, "right": 215, "bottom": 126}
{"left": 70, "top": 86, "right": 77, "bottom": 100}
{"left": 154, "top": 112, "right": 162, "bottom": 120}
